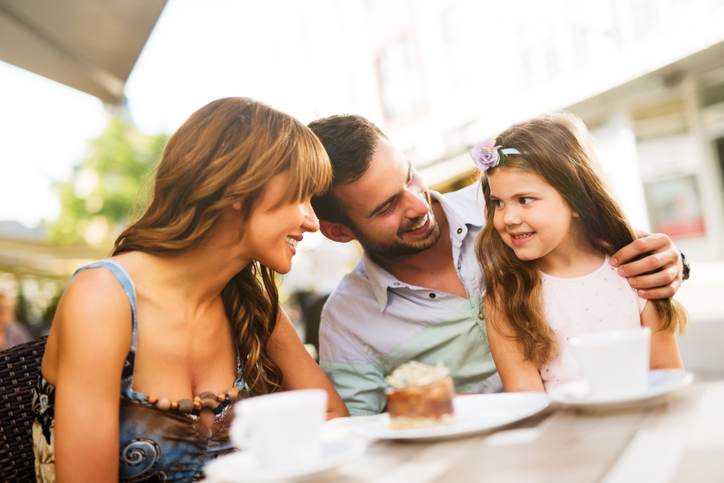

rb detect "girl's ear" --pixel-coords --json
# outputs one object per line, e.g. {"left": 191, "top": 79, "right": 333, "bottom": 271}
{"left": 572, "top": 211, "right": 581, "bottom": 219}
{"left": 232, "top": 201, "right": 242, "bottom": 211}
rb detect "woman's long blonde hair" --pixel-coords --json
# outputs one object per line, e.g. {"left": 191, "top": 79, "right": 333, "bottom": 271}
{"left": 113, "top": 97, "right": 332, "bottom": 394}
{"left": 476, "top": 112, "right": 686, "bottom": 366}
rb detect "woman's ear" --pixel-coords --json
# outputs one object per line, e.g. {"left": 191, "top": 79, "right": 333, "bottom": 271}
{"left": 319, "top": 220, "right": 356, "bottom": 243}
{"left": 232, "top": 201, "right": 242, "bottom": 211}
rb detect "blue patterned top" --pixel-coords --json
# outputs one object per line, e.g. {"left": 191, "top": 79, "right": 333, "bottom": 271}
{"left": 32, "top": 260, "right": 246, "bottom": 482}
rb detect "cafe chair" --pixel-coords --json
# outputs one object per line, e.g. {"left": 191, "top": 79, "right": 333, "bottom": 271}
{"left": 0, "top": 336, "right": 47, "bottom": 483}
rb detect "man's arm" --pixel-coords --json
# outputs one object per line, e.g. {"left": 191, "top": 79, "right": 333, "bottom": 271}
{"left": 319, "top": 360, "right": 386, "bottom": 416}
{"left": 611, "top": 231, "right": 686, "bottom": 300}
{"left": 267, "top": 310, "right": 349, "bottom": 419}
{"left": 318, "top": 309, "right": 387, "bottom": 416}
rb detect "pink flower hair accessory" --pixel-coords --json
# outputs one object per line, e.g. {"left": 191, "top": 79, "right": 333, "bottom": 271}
{"left": 469, "top": 138, "right": 520, "bottom": 172}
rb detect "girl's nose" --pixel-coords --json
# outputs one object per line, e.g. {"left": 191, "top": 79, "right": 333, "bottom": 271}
{"left": 503, "top": 206, "right": 522, "bottom": 225}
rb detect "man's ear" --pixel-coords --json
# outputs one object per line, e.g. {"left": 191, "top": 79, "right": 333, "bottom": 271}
{"left": 320, "top": 220, "right": 356, "bottom": 243}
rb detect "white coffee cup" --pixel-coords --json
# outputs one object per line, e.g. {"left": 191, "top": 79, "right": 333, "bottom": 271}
{"left": 569, "top": 327, "right": 651, "bottom": 398}
{"left": 231, "top": 389, "right": 327, "bottom": 469}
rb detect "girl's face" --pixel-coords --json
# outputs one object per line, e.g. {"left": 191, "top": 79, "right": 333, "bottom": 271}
{"left": 241, "top": 170, "right": 320, "bottom": 274}
{"left": 488, "top": 167, "right": 578, "bottom": 265}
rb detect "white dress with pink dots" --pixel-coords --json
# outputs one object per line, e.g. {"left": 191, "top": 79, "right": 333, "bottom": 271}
{"left": 539, "top": 256, "right": 647, "bottom": 391}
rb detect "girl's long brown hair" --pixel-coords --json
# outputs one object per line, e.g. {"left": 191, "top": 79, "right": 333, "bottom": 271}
{"left": 113, "top": 97, "right": 332, "bottom": 394}
{"left": 476, "top": 112, "right": 686, "bottom": 366}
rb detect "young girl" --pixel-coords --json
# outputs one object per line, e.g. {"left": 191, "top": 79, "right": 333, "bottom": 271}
{"left": 473, "top": 112, "right": 686, "bottom": 392}
{"left": 32, "top": 97, "right": 348, "bottom": 482}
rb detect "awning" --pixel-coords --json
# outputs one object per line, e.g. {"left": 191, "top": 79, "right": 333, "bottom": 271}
{"left": 0, "top": 0, "right": 166, "bottom": 104}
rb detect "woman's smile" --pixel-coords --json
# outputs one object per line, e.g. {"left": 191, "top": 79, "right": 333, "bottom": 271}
{"left": 286, "top": 235, "right": 302, "bottom": 255}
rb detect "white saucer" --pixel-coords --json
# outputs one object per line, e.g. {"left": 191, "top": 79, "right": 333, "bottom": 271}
{"left": 203, "top": 433, "right": 367, "bottom": 483}
{"left": 549, "top": 369, "right": 693, "bottom": 409}
{"left": 325, "top": 392, "right": 550, "bottom": 441}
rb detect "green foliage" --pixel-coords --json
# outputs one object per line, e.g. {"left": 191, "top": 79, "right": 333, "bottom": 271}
{"left": 48, "top": 115, "right": 168, "bottom": 245}
{"left": 14, "top": 285, "right": 30, "bottom": 324}
{"left": 42, "top": 289, "right": 62, "bottom": 325}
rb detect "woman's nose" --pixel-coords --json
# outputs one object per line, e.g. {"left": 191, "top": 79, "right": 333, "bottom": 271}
{"left": 301, "top": 201, "right": 320, "bottom": 232}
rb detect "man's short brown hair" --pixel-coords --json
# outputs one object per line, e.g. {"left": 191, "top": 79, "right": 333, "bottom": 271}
{"left": 308, "top": 115, "right": 386, "bottom": 224}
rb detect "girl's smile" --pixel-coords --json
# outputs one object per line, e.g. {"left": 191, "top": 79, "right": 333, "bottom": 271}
{"left": 508, "top": 231, "right": 536, "bottom": 246}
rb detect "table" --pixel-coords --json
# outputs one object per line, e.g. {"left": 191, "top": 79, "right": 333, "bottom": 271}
{"left": 331, "top": 380, "right": 724, "bottom": 483}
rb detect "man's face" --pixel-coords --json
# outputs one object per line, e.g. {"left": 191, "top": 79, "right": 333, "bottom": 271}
{"left": 333, "top": 137, "right": 441, "bottom": 259}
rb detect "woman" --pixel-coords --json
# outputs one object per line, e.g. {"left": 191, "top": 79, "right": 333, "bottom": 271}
{"left": 32, "top": 97, "right": 348, "bottom": 482}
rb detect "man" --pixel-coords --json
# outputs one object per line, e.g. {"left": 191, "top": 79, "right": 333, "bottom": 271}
{"left": 0, "top": 290, "right": 32, "bottom": 350}
{"left": 309, "top": 115, "right": 687, "bottom": 415}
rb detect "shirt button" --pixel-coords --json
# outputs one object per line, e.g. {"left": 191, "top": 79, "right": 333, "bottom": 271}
{"left": 429, "top": 293, "right": 436, "bottom": 299}
{"left": 457, "top": 227, "right": 463, "bottom": 234}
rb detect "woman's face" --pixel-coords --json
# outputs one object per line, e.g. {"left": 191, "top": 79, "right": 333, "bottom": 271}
{"left": 241, "top": 170, "right": 320, "bottom": 274}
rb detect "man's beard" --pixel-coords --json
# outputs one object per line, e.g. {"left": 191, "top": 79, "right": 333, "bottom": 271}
{"left": 351, "top": 212, "right": 442, "bottom": 261}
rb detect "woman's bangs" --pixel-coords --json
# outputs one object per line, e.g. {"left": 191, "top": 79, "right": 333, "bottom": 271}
{"left": 282, "top": 132, "right": 332, "bottom": 203}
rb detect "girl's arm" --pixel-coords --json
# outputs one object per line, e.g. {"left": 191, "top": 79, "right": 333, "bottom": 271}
{"left": 640, "top": 302, "right": 684, "bottom": 370}
{"left": 49, "top": 270, "right": 132, "bottom": 483}
{"left": 267, "top": 310, "right": 349, "bottom": 418}
{"left": 485, "top": 299, "right": 544, "bottom": 392}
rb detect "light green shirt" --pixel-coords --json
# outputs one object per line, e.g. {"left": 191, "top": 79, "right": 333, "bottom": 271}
{"left": 319, "top": 182, "right": 499, "bottom": 415}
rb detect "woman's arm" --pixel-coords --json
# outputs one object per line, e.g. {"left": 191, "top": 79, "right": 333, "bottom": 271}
{"left": 267, "top": 310, "right": 349, "bottom": 418}
{"left": 640, "top": 302, "right": 684, "bottom": 370}
{"left": 611, "top": 231, "right": 685, "bottom": 299}
{"left": 485, "top": 300, "right": 544, "bottom": 392}
{"left": 50, "top": 270, "right": 132, "bottom": 483}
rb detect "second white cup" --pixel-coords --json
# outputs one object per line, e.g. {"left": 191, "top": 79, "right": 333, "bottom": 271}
{"left": 570, "top": 327, "right": 651, "bottom": 398}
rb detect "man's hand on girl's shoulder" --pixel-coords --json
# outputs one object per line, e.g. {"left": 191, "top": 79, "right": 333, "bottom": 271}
{"left": 610, "top": 231, "right": 685, "bottom": 300}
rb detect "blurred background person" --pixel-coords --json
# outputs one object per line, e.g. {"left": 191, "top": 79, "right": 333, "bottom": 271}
{"left": 0, "top": 290, "right": 32, "bottom": 350}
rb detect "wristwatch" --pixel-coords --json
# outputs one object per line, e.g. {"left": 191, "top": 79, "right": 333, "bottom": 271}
{"left": 680, "top": 251, "right": 691, "bottom": 280}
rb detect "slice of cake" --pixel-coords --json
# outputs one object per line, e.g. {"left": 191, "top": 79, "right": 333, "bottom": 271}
{"left": 385, "top": 361, "right": 455, "bottom": 429}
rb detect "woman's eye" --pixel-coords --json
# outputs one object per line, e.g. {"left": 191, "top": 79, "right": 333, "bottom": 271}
{"left": 520, "top": 197, "right": 534, "bottom": 205}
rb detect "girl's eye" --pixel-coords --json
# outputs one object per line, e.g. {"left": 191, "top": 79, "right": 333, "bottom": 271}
{"left": 519, "top": 197, "right": 534, "bottom": 205}
{"left": 492, "top": 199, "right": 503, "bottom": 209}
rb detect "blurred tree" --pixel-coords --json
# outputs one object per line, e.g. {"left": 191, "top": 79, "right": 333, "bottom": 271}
{"left": 14, "top": 285, "right": 30, "bottom": 324}
{"left": 48, "top": 115, "right": 167, "bottom": 245}
{"left": 42, "top": 289, "right": 62, "bottom": 325}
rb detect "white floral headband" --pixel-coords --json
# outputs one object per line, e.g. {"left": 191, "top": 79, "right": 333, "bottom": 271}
{"left": 469, "top": 138, "right": 520, "bottom": 172}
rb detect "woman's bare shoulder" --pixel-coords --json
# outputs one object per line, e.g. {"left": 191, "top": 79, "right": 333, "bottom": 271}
{"left": 47, "top": 266, "right": 133, "bottom": 367}
{"left": 41, "top": 264, "right": 135, "bottom": 384}
{"left": 60, "top": 267, "right": 132, "bottom": 322}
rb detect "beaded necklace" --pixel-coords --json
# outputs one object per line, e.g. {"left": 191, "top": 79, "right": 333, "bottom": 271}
{"left": 144, "top": 386, "right": 245, "bottom": 427}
